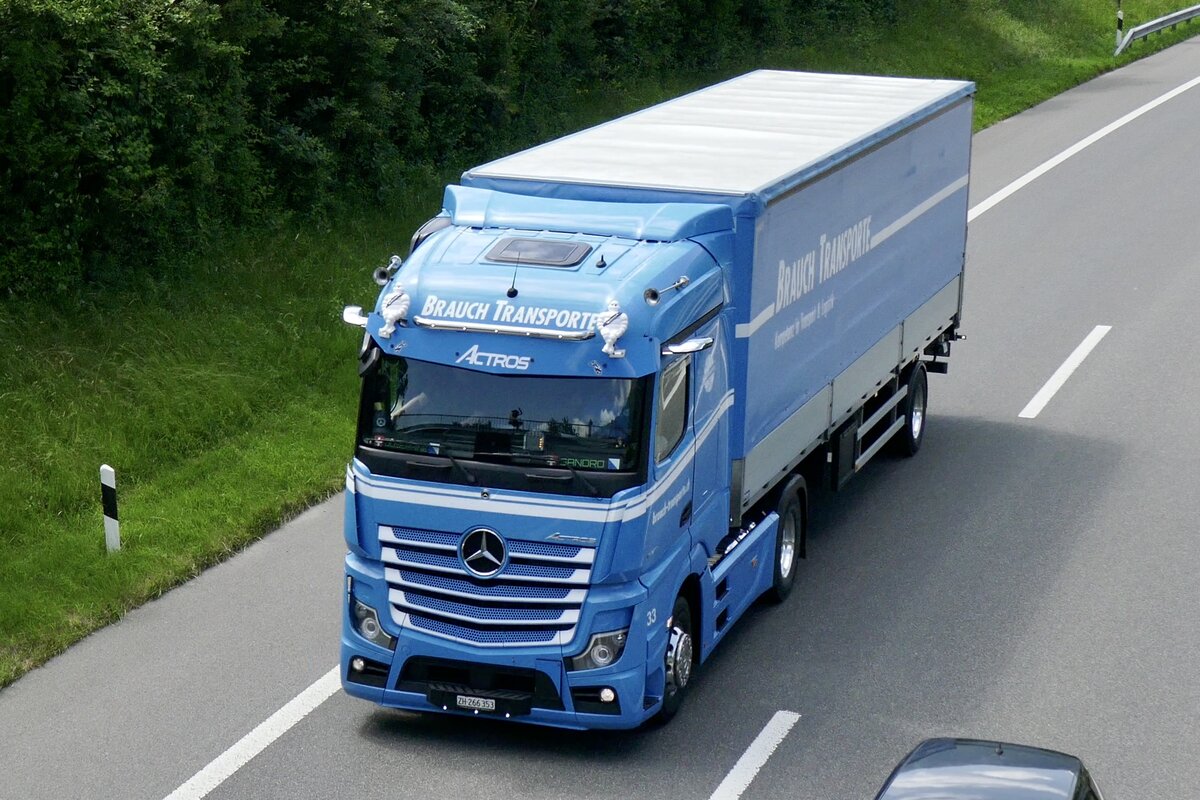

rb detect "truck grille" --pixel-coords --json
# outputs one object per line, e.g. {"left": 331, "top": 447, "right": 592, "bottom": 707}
{"left": 379, "top": 525, "right": 593, "bottom": 648}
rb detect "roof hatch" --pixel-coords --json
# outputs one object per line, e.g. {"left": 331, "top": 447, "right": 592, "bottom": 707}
{"left": 485, "top": 237, "right": 592, "bottom": 267}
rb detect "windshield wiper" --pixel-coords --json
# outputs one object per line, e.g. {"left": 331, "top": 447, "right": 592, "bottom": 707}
{"left": 396, "top": 450, "right": 478, "bottom": 485}
{"left": 561, "top": 463, "right": 600, "bottom": 498}
{"left": 442, "top": 452, "right": 478, "bottom": 484}
{"left": 518, "top": 459, "right": 601, "bottom": 497}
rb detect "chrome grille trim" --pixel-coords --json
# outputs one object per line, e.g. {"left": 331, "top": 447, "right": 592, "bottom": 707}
{"left": 386, "top": 568, "right": 587, "bottom": 605}
{"left": 381, "top": 549, "right": 591, "bottom": 585}
{"left": 389, "top": 589, "right": 581, "bottom": 628}
{"left": 397, "top": 611, "right": 575, "bottom": 647}
{"left": 379, "top": 524, "right": 595, "bottom": 648}
{"left": 378, "top": 525, "right": 596, "bottom": 565}
{"left": 383, "top": 533, "right": 457, "bottom": 553}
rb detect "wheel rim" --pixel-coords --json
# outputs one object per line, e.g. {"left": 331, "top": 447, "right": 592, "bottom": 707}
{"left": 910, "top": 379, "right": 926, "bottom": 440}
{"left": 665, "top": 626, "right": 693, "bottom": 694}
{"left": 779, "top": 512, "right": 796, "bottom": 579}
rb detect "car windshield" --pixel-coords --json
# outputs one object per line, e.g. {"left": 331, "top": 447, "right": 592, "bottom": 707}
{"left": 359, "top": 354, "right": 647, "bottom": 472}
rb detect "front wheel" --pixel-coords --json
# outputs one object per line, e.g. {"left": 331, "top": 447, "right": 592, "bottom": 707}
{"left": 765, "top": 478, "right": 805, "bottom": 603}
{"left": 655, "top": 594, "right": 695, "bottom": 724}
{"left": 892, "top": 363, "right": 928, "bottom": 457}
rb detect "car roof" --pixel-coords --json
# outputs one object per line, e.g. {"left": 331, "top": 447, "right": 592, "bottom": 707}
{"left": 876, "top": 738, "right": 1083, "bottom": 800}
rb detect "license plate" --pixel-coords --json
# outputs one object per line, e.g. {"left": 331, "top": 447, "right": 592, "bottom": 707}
{"left": 456, "top": 695, "right": 496, "bottom": 711}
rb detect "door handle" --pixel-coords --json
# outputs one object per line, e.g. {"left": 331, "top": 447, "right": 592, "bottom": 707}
{"left": 679, "top": 501, "right": 692, "bottom": 527}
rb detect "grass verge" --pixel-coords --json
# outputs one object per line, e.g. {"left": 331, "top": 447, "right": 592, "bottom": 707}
{"left": 2, "top": 0, "right": 1198, "bottom": 687}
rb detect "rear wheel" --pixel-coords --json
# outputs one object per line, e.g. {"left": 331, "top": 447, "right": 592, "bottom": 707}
{"left": 892, "top": 363, "right": 928, "bottom": 457}
{"left": 655, "top": 594, "right": 695, "bottom": 723}
{"left": 765, "top": 478, "right": 805, "bottom": 603}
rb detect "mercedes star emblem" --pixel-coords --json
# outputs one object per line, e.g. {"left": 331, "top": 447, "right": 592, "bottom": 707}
{"left": 459, "top": 528, "right": 506, "bottom": 578}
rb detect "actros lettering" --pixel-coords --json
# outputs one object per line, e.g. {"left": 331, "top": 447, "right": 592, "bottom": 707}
{"left": 456, "top": 344, "right": 532, "bottom": 371}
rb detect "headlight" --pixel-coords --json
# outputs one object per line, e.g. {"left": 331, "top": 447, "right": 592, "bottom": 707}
{"left": 352, "top": 598, "right": 396, "bottom": 650}
{"left": 567, "top": 629, "right": 628, "bottom": 671}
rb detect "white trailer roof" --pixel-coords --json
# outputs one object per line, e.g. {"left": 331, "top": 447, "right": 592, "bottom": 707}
{"left": 467, "top": 70, "right": 973, "bottom": 198}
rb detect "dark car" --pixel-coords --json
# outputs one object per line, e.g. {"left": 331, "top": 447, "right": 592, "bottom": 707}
{"left": 875, "top": 738, "right": 1105, "bottom": 800}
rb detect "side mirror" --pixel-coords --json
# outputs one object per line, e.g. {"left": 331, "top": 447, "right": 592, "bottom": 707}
{"left": 409, "top": 216, "right": 452, "bottom": 255}
{"left": 358, "top": 344, "right": 382, "bottom": 376}
{"left": 662, "top": 337, "right": 714, "bottom": 356}
{"left": 342, "top": 305, "right": 369, "bottom": 328}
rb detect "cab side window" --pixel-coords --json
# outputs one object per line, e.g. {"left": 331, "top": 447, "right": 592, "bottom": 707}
{"left": 655, "top": 357, "right": 689, "bottom": 463}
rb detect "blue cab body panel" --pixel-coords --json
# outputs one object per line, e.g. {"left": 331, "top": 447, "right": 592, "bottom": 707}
{"left": 341, "top": 71, "right": 975, "bottom": 729}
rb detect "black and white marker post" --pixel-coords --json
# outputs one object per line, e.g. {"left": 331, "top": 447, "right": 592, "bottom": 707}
{"left": 1117, "top": 0, "right": 1124, "bottom": 50}
{"left": 100, "top": 463, "right": 120, "bottom": 553}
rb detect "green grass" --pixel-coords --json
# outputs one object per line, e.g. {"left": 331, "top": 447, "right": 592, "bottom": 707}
{"left": 774, "top": 0, "right": 1199, "bottom": 129}
{"left": 2, "top": 0, "right": 1198, "bottom": 687}
{"left": 0, "top": 194, "right": 444, "bottom": 682}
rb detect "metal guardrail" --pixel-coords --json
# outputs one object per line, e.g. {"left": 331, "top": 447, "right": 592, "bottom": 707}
{"left": 1115, "top": 3, "right": 1200, "bottom": 55}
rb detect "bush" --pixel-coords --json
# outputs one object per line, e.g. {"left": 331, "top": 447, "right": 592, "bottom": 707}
{"left": 0, "top": 0, "right": 898, "bottom": 298}
{"left": 0, "top": 0, "right": 260, "bottom": 294}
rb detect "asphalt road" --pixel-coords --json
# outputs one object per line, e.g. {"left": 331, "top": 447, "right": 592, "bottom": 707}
{"left": 4, "top": 37, "right": 1200, "bottom": 800}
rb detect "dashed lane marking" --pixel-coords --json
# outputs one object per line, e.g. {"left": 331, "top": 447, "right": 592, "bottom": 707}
{"left": 1019, "top": 325, "right": 1113, "bottom": 419}
{"left": 709, "top": 710, "right": 802, "bottom": 800}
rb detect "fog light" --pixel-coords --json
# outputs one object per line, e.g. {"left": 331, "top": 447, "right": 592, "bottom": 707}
{"left": 351, "top": 657, "right": 365, "bottom": 672}
{"left": 599, "top": 687, "right": 616, "bottom": 703}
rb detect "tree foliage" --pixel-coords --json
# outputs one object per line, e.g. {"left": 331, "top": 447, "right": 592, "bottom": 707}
{"left": 0, "top": 0, "right": 896, "bottom": 296}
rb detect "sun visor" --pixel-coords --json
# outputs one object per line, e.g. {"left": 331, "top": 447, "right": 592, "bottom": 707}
{"left": 444, "top": 185, "right": 733, "bottom": 242}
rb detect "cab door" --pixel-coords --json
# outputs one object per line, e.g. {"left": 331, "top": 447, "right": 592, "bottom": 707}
{"left": 684, "top": 317, "right": 730, "bottom": 559}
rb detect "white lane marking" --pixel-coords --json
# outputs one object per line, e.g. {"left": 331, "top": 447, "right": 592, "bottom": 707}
{"left": 969, "top": 74, "right": 1200, "bottom": 221}
{"left": 1019, "top": 326, "right": 1112, "bottom": 419}
{"left": 709, "top": 710, "right": 801, "bottom": 800}
{"left": 163, "top": 667, "right": 340, "bottom": 800}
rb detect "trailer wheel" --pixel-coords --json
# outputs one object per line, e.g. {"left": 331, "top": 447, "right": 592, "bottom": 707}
{"left": 893, "top": 363, "right": 928, "bottom": 457}
{"left": 655, "top": 594, "right": 695, "bottom": 724}
{"left": 765, "top": 477, "right": 805, "bottom": 603}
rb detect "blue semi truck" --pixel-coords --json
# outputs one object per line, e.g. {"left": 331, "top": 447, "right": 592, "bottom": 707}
{"left": 339, "top": 70, "right": 975, "bottom": 729}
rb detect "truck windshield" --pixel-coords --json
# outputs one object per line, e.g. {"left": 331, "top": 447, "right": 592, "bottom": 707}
{"left": 358, "top": 354, "right": 648, "bottom": 479}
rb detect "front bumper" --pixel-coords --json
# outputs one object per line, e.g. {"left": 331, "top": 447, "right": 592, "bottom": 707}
{"left": 340, "top": 630, "right": 654, "bottom": 730}
{"left": 342, "top": 552, "right": 658, "bottom": 730}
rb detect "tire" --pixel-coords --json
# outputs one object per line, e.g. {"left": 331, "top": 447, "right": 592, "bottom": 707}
{"left": 655, "top": 594, "right": 695, "bottom": 724}
{"left": 892, "top": 363, "right": 928, "bottom": 457}
{"left": 764, "top": 479, "right": 804, "bottom": 604}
